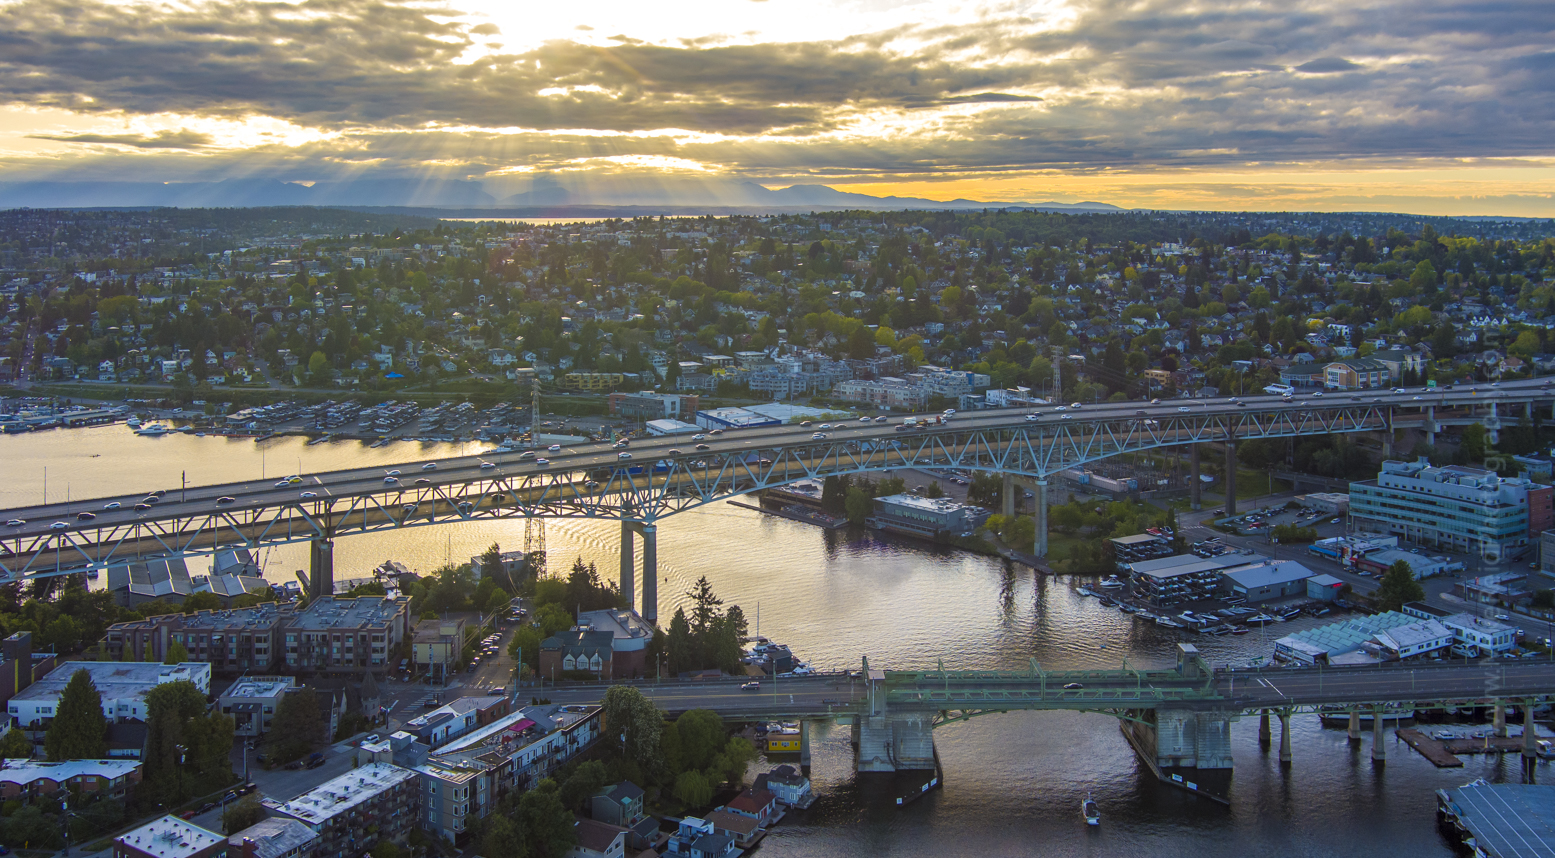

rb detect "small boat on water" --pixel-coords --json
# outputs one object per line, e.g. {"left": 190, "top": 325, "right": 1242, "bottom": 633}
{"left": 1098, "top": 575, "right": 1124, "bottom": 589}
{"left": 134, "top": 424, "right": 170, "bottom": 436}
{"left": 1231, "top": 626, "right": 1250, "bottom": 635}
{"left": 1077, "top": 586, "right": 1098, "bottom": 598}
{"left": 1082, "top": 794, "right": 1100, "bottom": 826}
{"left": 126, "top": 417, "right": 142, "bottom": 428}
{"left": 1155, "top": 616, "right": 1185, "bottom": 629}
{"left": 1244, "top": 613, "right": 1278, "bottom": 625}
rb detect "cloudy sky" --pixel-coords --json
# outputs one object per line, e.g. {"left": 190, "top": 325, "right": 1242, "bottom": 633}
{"left": 1, "top": 0, "right": 1553, "bottom": 214}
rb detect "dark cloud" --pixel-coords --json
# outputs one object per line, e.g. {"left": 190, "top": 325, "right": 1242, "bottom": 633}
{"left": 1296, "top": 57, "right": 1362, "bottom": 73}
{"left": 0, "top": 0, "right": 1552, "bottom": 181}
{"left": 28, "top": 129, "right": 214, "bottom": 149}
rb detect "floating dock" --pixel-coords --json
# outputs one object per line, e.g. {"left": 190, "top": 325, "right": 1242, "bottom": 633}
{"left": 1396, "top": 729, "right": 1464, "bottom": 767}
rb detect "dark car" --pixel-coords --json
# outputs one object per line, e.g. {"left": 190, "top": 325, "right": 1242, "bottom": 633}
{"left": 305, "top": 757, "right": 326, "bottom": 769}
{"left": 216, "top": 496, "right": 236, "bottom": 504}
{"left": 135, "top": 503, "right": 152, "bottom": 511}
{"left": 76, "top": 511, "right": 96, "bottom": 521}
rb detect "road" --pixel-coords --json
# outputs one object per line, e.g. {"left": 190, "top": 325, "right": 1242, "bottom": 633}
{"left": 4, "top": 378, "right": 1551, "bottom": 574}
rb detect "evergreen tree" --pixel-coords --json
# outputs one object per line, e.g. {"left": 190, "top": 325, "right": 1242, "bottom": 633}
{"left": 0, "top": 727, "right": 34, "bottom": 759}
{"left": 687, "top": 577, "right": 723, "bottom": 638}
{"left": 165, "top": 639, "right": 190, "bottom": 664}
{"left": 1375, "top": 560, "right": 1425, "bottom": 611}
{"left": 45, "top": 669, "right": 107, "bottom": 761}
{"left": 667, "top": 608, "right": 693, "bottom": 676}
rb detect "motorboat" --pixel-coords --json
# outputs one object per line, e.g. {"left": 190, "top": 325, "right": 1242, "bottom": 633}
{"left": 1098, "top": 576, "right": 1124, "bottom": 589}
{"left": 1082, "top": 793, "right": 1100, "bottom": 826}
{"left": 1155, "top": 616, "right": 1185, "bottom": 629}
{"left": 1244, "top": 613, "right": 1278, "bottom": 625}
{"left": 134, "top": 424, "right": 170, "bottom": 436}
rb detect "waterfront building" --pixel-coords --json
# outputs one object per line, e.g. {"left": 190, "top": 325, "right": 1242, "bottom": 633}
{"left": 1127, "top": 554, "right": 1251, "bottom": 606}
{"left": 866, "top": 494, "right": 982, "bottom": 539}
{"left": 1273, "top": 611, "right": 1424, "bottom": 665}
{"left": 263, "top": 763, "right": 419, "bottom": 858}
{"left": 575, "top": 609, "right": 655, "bottom": 679}
{"left": 226, "top": 817, "right": 319, "bottom": 858}
{"left": 7, "top": 661, "right": 211, "bottom": 729}
{"left": 0, "top": 758, "right": 142, "bottom": 802}
{"left": 216, "top": 676, "right": 296, "bottom": 738}
{"left": 116, "top": 816, "right": 225, "bottom": 858}
{"left": 104, "top": 558, "right": 196, "bottom": 607}
{"left": 1349, "top": 458, "right": 1553, "bottom": 562}
{"left": 1439, "top": 614, "right": 1517, "bottom": 656}
{"left": 1371, "top": 619, "right": 1454, "bottom": 660}
{"left": 1217, "top": 559, "right": 1316, "bottom": 603}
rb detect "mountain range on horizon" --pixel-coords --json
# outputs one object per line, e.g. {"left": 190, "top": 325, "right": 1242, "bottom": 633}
{"left": 0, "top": 175, "right": 1122, "bottom": 213}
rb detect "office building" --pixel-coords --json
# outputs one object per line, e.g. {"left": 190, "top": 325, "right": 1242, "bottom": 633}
{"left": 1350, "top": 458, "right": 1552, "bottom": 562}
{"left": 1217, "top": 560, "right": 1315, "bottom": 603}
{"left": 217, "top": 676, "right": 297, "bottom": 738}
{"left": 866, "top": 494, "right": 982, "bottom": 539}
{"left": 263, "top": 763, "right": 419, "bottom": 858}
{"left": 693, "top": 408, "right": 781, "bottom": 430}
{"left": 7, "top": 662, "right": 211, "bottom": 729}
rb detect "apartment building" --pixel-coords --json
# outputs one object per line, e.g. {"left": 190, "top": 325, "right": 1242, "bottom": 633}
{"left": 1350, "top": 458, "right": 1552, "bottom": 562}
{"left": 264, "top": 763, "right": 419, "bottom": 858}
{"left": 8, "top": 662, "right": 211, "bottom": 729}
{"left": 216, "top": 676, "right": 296, "bottom": 738}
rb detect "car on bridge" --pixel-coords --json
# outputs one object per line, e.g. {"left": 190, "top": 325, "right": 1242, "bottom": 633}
{"left": 103, "top": 502, "right": 120, "bottom": 510}
{"left": 5, "top": 519, "right": 23, "bottom": 527}
{"left": 216, "top": 496, "right": 236, "bottom": 504}
{"left": 480, "top": 461, "right": 496, "bottom": 470}
{"left": 618, "top": 452, "right": 632, "bottom": 460}
{"left": 300, "top": 491, "right": 317, "bottom": 498}
{"left": 422, "top": 462, "right": 438, "bottom": 470}
{"left": 1063, "top": 682, "right": 1084, "bottom": 689}
{"left": 49, "top": 521, "right": 68, "bottom": 530}
{"left": 811, "top": 432, "right": 827, "bottom": 440}
{"left": 535, "top": 458, "right": 550, "bottom": 466}
{"left": 741, "top": 681, "right": 760, "bottom": 690}
{"left": 547, "top": 444, "right": 562, "bottom": 452}
{"left": 384, "top": 476, "right": 398, "bottom": 484}
{"left": 76, "top": 512, "right": 95, "bottom": 521}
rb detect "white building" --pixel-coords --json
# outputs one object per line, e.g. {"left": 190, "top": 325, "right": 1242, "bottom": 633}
{"left": 8, "top": 662, "right": 212, "bottom": 729}
{"left": 1441, "top": 613, "right": 1518, "bottom": 656}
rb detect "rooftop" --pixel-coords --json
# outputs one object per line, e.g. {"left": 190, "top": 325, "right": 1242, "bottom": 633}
{"left": 226, "top": 817, "right": 318, "bottom": 858}
{"left": 1441, "top": 781, "right": 1555, "bottom": 858}
{"left": 219, "top": 676, "right": 295, "bottom": 700}
{"left": 13, "top": 661, "right": 210, "bottom": 704}
{"left": 1276, "top": 611, "right": 1421, "bottom": 658}
{"left": 1221, "top": 559, "right": 1317, "bottom": 589}
{"left": 263, "top": 762, "right": 416, "bottom": 825}
{"left": 874, "top": 493, "right": 970, "bottom": 513}
{"left": 289, "top": 596, "right": 407, "bottom": 631}
{"left": 117, "top": 815, "right": 224, "bottom": 858}
{"left": 576, "top": 609, "right": 655, "bottom": 643}
{"left": 0, "top": 758, "right": 140, "bottom": 784}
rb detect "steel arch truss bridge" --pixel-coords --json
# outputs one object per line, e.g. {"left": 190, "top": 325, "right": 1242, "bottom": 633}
{"left": 0, "top": 399, "right": 1409, "bottom": 580}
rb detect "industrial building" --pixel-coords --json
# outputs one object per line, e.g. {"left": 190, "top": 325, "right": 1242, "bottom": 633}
{"left": 1218, "top": 560, "right": 1316, "bottom": 603}
{"left": 1349, "top": 457, "right": 1553, "bottom": 562}
{"left": 693, "top": 407, "right": 781, "bottom": 430}
{"left": 866, "top": 494, "right": 983, "bottom": 539}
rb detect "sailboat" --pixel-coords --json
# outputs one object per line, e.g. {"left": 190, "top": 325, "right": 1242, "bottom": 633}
{"left": 1082, "top": 793, "right": 1100, "bottom": 826}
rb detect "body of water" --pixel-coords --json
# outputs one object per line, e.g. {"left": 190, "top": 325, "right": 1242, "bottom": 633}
{"left": 1, "top": 425, "right": 1532, "bottom": 855}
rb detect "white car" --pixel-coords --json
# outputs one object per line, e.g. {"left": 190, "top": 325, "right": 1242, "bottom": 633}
{"left": 858, "top": 416, "right": 871, "bottom": 423}
{"left": 1025, "top": 413, "right": 1040, "bottom": 421}
{"left": 274, "top": 480, "right": 291, "bottom": 488}
{"left": 618, "top": 452, "right": 633, "bottom": 460}
{"left": 547, "top": 444, "right": 562, "bottom": 452}
{"left": 480, "top": 461, "right": 496, "bottom": 470}
{"left": 535, "top": 458, "right": 550, "bottom": 466}
{"left": 1177, "top": 406, "right": 1191, "bottom": 413}
{"left": 300, "top": 491, "right": 318, "bottom": 499}
{"left": 811, "top": 432, "right": 827, "bottom": 440}
{"left": 103, "top": 502, "right": 120, "bottom": 510}
{"left": 692, "top": 434, "right": 708, "bottom": 441}
{"left": 383, "top": 476, "right": 399, "bottom": 484}
{"left": 49, "top": 521, "right": 68, "bottom": 530}
{"left": 421, "top": 463, "right": 438, "bottom": 470}
{"left": 386, "top": 469, "right": 401, "bottom": 476}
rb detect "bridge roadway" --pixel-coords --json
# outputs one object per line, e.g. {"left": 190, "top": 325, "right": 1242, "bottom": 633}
{"left": 536, "top": 659, "right": 1555, "bottom": 721}
{"left": 2, "top": 378, "right": 1551, "bottom": 583}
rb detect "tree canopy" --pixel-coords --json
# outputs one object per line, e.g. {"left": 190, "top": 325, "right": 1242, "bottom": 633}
{"left": 45, "top": 669, "right": 107, "bottom": 761}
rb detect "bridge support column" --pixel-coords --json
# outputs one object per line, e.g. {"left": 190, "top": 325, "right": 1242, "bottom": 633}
{"left": 619, "top": 521, "right": 636, "bottom": 611}
{"left": 1485, "top": 403, "right": 1501, "bottom": 445}
{"left": 1190, "top": 446, "right": 1202, "bottom": 510}
{"left": 800, "top": 719, "right": 812, "bottom": 774}
{"left": 855, "top": 714, "right": 935, "bottom": 773}
{"left": 1119, "top": 707, "right": 1234, "bottom": 802}
{"left": 1494, "top": 702, "right": 1507, "bottom": 737}
{"left": 1259, "top": 710, "right": 1271, "bottom": 747}
{"left": 1524, "top": 700, "right": 1538, "bottom": 759}
{"left": 1224, "top": 440, "right": 1237, "bottom": 516}
{"left": 1371, "top": 705, "right": 1386, "bottom": 763}
{"left": 1002, "top": 474, "right": 1016, "bottom": 519}
{"left": 1033, "top": 480, "right": 1049, "bottom": 558}
{"left": 1425, "top": 405, "right": 1436, "bottom": 446}
{"left": 1348, "top": 709, "right": 1361, "bottom": 743}
{"left": 308, "top": 537, "right": 334, "bottom": 600}
{"left": 1278, "top": 711, "right": 1292, "bottom": 765}
{"left": 641, "top": 523, "right": 658, "bottom": 624}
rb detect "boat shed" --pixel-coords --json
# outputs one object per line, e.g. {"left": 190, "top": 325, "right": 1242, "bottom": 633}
{"left": 1437, "top": 781, "right": 1555, "bottom": 858}
{"left": 1218, "top": 560, "right": 1316, "bottom": 603}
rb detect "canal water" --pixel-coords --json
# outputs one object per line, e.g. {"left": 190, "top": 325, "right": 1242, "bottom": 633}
{"left": 1, "top": 426, "right": 1538, "bottom": 855}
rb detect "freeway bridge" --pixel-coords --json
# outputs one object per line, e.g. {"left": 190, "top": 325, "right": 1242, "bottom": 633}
{"left": 542, "top": 647, "right": 1555, "bottom": 803}
{"left": 3, "top": 378, "right": 1553, "bottom": 620}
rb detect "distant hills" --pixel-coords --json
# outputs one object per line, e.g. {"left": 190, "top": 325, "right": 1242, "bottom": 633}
{"left": 0, "top": 175, "right": 1122, "bottom": 213}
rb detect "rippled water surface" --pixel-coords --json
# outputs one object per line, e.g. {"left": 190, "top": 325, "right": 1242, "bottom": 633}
{"left": 3, "top": 426, "right": 1535, "bottom": 855}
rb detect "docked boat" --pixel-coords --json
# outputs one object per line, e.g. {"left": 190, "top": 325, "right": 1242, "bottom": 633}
{"left": 1117, "top": 603, "right": 1138, "bottom": 613}
{"left": 1231, "top": 626, "right": 1250, "bottom": 635}
{"left": 1155, "top": 616, "right": 1185, "bottom": 629}
{"left": 126, "top": 417, "right": 142, "bottom": 428}
{"left": 1244, "top": 613, "right": 1278, "bottom": 625}
{"left": 1098, "top": 575, "right": 1124, "bottom": 589}
{"left": 134, "top": 424, "right": 170, "bottom": 436}
{"left": 1077, "top": 586, "right": 1099, "bottom": 598}
{"left": 1082, "top": 794, "right": 1100, "bottom": 826}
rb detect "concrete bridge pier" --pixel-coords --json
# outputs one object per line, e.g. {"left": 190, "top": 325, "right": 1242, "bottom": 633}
{"left": 1485, "top": 402, "right": 1501, "bottom": 445}
{"left": 1224, "top": 440, "right": 1238, "bottom": 516}
{"left": 1347, "top": 709, "right": 1361, "bottom": 743}
{"left": 1278, "top": 710, "right": 1292, "bottom": 766}
{"left": 1425, "top": 406, "right": 1437, "bottom": 446}
{"left": 800, "top": 720, "right": 812, "bottom": 774}
{"left": 1120, "top": 706, "right": 1234, "bottom": 802}
{"left": 1190, "top": 445, "right": 1202, "bottom": 510}
{"left": 1524, "top": 700, "right": 1540, "bottom": 783}
{"left": 853, "top": 658, "right": 936, "bottom": 774}
{"left": 1002, "top": 474, "right": 1016, "bottom": 518}
{"left": 1033, "top": 479, "right": 1049, "bottom": 558}
{"left": 1258, "top": 710, "right": 1271, "bottom": 748}
{"left": 308, "top": 536, "right": 334, "bottom": 600}
{"left": 619, "top": 521, "right": 636, "bottom": 610}
{"left": 1371, "top": 706, "right": 1386, "bottom": 763}
{"left": 619, "top": 521, "right": 660, "bottom": 623}
{"left": 1494, "top": 702, "right": 1507, "bottom": 737}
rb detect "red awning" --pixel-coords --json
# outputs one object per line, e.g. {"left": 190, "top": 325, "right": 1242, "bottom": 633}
{"left": 507, "top": 719, "right": 536, "bottom": 732}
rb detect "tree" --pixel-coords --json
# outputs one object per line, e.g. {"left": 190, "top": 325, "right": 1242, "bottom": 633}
{"left": 844, "top": 485, "right": 873, "bottom": 524}
{"left": 480, "top": 813, "right": 525, "bottom": 858}
{"left": 1531, "top": 589, "right": 1555, "bottom": 610}
{"left": 0, "top": 727, "right": 33, "bottom": 759}
{"left": 1375, "top": 559, "right": 1425, "bottom": 611}
{"left": 181, "top": 592, "right": 223, "bottom": 614}
{"left": 602, "top": 686, "right": 662, "bottom": 776}
{"left": 518, "top": 780, "right": 576, "bottom": 858}
{"left": 667, "top": 607, "right": 693, "bottom": 676}
{"left": 686, "top": 577, "right": 723, "bottom": 637}
{"left": 308, "top": 350, "right": 329, "bottom": 382}
{"left": 370, "top": 842, "right": 402, "bottom": 858}
{"left": 46, "top": 669, "right": 107, "bottom": 761}
{"left": 480, "top": 542, "right": 505, "bottom": 583}
{"left": 673, "top": 770, "right": 713, "bottom": 809}
{"left": 674, "top": 710, "right": 726, "bottom": 772}
{"left": 165, "top": 640, "right": 190, "bottom": 664}
{"left": 924, "top": 482, "right": 945, "bottom": 499}
{"left": 143, "top": 680, "right": 235, "bottom": 806}
{"left": 265, "top": 689, "right": 323, "bottom": 764}
{"left": 559, "top": 760, "right": 609, "bottom": 811}
{"left": 222, "top": 796, "right": 266, "bottom": 834}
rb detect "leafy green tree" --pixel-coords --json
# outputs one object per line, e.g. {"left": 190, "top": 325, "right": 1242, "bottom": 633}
{"left": 1375, "top": 560, "right": 1426, "bottom": 611}
{"left": 264, "top": 689, "right": 322, "bottom": 764}
{"left": 1532, "top": 589, "right": 1555, "bottom": 610}
{"left": 717, "top": 736, "right": 758, "bottom": 787}
{"left": 673, "top": 770, "right": 713, "bottom": 809}
{"left": 143, "top": 680, "right": 235, "bottom": 805}
{"left": 844, "top": 486, "right": 873, "bottom": 524}
{"left": 518, "top": 780, "right": 576, "bottom": 858}
{"left": 181, "top": 592, "right": 223, "bottom": 614}
{"left": 667, "top": 608, "right": 694, "bottom": 676}
{"left": 165, "top": 639, "right": 190, "bottom": 664}
{"left": 687, "top": 577, "right": 722, "bottom": 638}
{"left": 0, "top": 727, "right": 33, "bottom": 759}
{"left": 222, "top": 796, "right": 266, "bottom": 834}
{"left": 45, "top": 669, "right": 107, "bottom": 761}
{"left": 509, "top": 625, "right": 544, "bottom": 672}
{"left": 370, "top": 841, "right": 402, "bottom": 858}
{"left": 480, "top": 814, "right": 525, "bottom": 858}
{"left": 602, "top": 686, "right": 662, "bottom": 777}
{"left": 674, "top": 710, "right": 725, "bottom": 772}
{"left": 924, "top": 482, "right": 945, "bottom": 499}
{"left": 559, "top": 760, "right": 609, "bottom": 811}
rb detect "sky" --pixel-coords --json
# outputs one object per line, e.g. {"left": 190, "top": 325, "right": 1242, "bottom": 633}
{"left": 1, "top": 0, "right": 1553, "bottom": 215}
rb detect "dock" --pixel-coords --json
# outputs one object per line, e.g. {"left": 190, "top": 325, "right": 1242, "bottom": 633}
{"left": 1396, "top": 729, "right": 1464, "bottom": 767}
{"left": 726, "top": 499, "right": 848, "bottom": 529}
